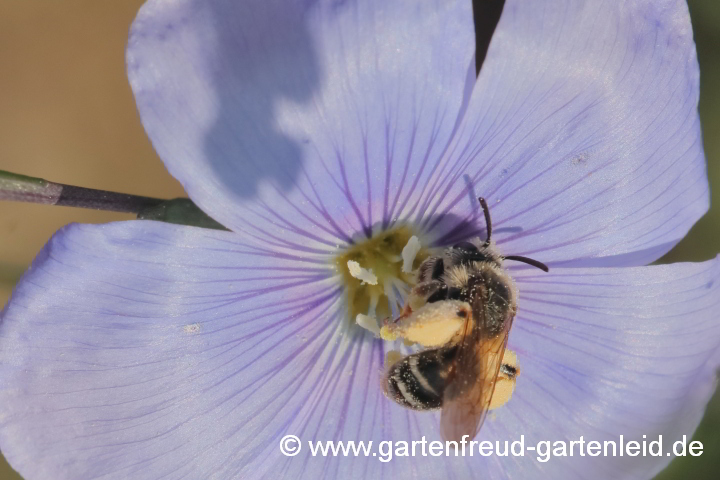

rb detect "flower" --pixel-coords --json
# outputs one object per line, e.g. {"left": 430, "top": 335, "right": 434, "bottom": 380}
{"left": 1, "top": 0, "right": 719, "bottom": 479}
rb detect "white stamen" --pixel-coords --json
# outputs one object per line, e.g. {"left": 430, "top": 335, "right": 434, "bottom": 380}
{"left": 401, "top": 235, "right": 421, "bottom": 273}
{"left": 347, "top": 260, "right": 378, "bottom": 285}
{"left": 356, "top": 313, "right": 381, "bottom": 335}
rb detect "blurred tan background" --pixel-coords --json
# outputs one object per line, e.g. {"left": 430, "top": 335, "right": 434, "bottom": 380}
{"left": 0, "top": 1, "right": 718, "bottom": 479}
{"left": 0, "top": 0, "right": 185, "bottom": 309}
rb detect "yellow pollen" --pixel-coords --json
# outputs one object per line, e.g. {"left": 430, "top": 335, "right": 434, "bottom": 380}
{"left": 489, "top": 350, "right": 518, "bottom": 410}
{"left": 334, "top": 226, "right": 432, "bottom": 326}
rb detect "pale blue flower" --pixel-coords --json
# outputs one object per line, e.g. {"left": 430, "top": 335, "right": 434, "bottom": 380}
{"left": 1, "top": 1, "right": 719, "bottom": 479}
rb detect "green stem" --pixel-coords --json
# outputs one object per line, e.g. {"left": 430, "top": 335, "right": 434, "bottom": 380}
{"left": 0, "top": 170, "right": 227, "bottom": 230}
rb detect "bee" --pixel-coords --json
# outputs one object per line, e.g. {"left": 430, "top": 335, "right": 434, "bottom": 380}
{"left": 382, "top": 197, "right": 548, "bottom": 441}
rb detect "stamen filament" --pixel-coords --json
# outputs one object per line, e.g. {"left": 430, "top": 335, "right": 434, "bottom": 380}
{"left": 368, "top": 291, "right": 380, "bottom": 316}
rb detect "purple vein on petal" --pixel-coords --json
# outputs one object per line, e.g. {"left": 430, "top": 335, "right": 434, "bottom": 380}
{"left": 423, "top": 87, "right": 585, "bottom": 233}
{"left": 235, "top": 200, "right": 338, "bottom": 251}
{"left": 292, "top": 333, "right": 364, "bottom": 476}
{"left": 491, "top": 92, "right": 701, "bottom": 248}
{"left": 256, "top": 326, "right": 353, "bottom": 474}
{"left": 298, "top": 162, "right": 355, "bottom": 244}
{"left": 222, "top": 313, "right": 344, "bottom": 462}
{"left": 424, "top": 65, "right": 572, "bottom": 217}
{"left": 68, "top": 294, "right": 339, "bottom": 455}
{"left": 392, "top": 107, "right": 447, "bottom": 226}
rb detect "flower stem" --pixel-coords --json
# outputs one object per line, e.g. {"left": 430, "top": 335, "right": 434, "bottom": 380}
{"left": 54, "top": 184, "right": 164, "bottom": 213}
{"left": 0, "top": 170, "right": 163, "bottom": 213}
{"left": 0, "top": 169, "right": 227, "bottom": 230}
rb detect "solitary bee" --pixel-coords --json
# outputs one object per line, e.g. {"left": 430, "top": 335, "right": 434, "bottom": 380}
{"left": 381, "top": 198, "right": 548, "bottom": 441}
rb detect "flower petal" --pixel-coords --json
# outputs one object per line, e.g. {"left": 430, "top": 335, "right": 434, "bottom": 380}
{"left": 489, "top": 258, "right": 720, "bottom": 478}
{"left": 422, "top": 0, "right": 708, "bottom": 265}
{"left": 0, "top": 221, "right": 345, "bottom": 479}
{"left": 212, "top": 258, "right": 720, "bottom": 479}
{"left": 127, "top": 0, "right": 475, "bottom": 243}
{"left": 2, "top": 227, "right": 719, "bottom": 479}
{"left": 0, "top": 221, "right": 482, "bottom": 479}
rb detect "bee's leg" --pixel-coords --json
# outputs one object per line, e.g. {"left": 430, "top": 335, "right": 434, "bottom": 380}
{"left": 490, "top": 349, "right": 519, "bottom": 410}
{"left": 431, "top": 257, "right": 445, "bottom": 279}
{"left": 417, "top": 256, "right": 444, "bottom": 283}
{"left": 409, "top": 280, "right": 445, "bottom": 305}
{"left": 383, "top": 279, "right": 443, "bottom": 329}
{"left": 499, "top": 349, "right": 519, "bottom": 379}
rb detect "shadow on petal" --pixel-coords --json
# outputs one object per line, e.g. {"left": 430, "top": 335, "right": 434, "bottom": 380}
{"left": 201, "top": 0, "right": 322, "bottom": 199}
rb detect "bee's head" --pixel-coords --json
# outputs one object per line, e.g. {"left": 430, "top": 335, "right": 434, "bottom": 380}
{"left": 450, "top": 241, "right": 503, "bottom": 268}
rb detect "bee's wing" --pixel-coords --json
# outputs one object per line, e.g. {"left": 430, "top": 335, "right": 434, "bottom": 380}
{"left": 440, "top": 282, "right": 513, "bottom": 441}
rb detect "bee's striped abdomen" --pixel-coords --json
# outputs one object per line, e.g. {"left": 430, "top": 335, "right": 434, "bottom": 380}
{"left": 384, "top": 347, "right": 456, "bottom": 411}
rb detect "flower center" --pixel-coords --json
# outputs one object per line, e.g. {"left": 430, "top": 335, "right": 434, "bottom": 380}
{"left": 333, "top": 226, "right": 433, "bottom": 332}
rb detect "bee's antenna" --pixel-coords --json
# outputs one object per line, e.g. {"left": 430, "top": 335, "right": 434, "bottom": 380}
{"left": 477, "top": 197, "right": 548, "bottom": 272}
{"left": 478, "top": 197, "right": 492, "bottom": 246}
{"left": 503, "top": 255, "right": 549, "bottom": 272}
